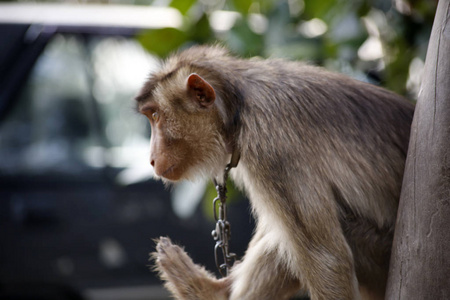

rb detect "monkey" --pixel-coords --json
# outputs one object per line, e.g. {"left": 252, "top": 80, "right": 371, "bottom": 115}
{"left": 134, "top": 45, "right": 414, "bottom": 300}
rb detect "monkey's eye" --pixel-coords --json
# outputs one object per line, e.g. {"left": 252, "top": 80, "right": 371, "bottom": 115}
{"left": 152, "top": 111, "right": 160, "bottom": 122}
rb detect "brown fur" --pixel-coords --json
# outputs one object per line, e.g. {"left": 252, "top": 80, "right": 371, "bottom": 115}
{"left": 136, "top": 45, "right": 414, "bottom": 300}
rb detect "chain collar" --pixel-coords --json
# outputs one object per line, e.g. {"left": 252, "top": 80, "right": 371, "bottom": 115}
{"left": 211, "top": 150, "right": 240, "bottom": 277}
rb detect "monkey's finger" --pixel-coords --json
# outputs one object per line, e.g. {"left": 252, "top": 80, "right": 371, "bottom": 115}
{"left": 156, "top": 236, "right": 173, "bottom": 255}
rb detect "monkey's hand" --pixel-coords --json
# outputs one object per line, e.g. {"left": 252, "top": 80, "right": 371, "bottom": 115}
{"left": 152, "top": 237, "right": 230, "bottom": 300}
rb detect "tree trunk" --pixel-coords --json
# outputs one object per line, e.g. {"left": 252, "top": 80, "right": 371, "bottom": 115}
{"left": 385, "top": 0, "right": 450, "bottom": 299}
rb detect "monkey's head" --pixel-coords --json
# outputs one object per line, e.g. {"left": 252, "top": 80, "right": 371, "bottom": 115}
{"left": 136, "top": 70, "right": 229, "bottom": 183}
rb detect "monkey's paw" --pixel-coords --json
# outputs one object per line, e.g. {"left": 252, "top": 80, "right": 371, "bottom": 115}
{"left": 152, "top": 237, "right": 229, "bottom": 300}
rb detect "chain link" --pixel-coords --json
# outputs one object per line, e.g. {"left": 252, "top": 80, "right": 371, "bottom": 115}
{"left": 211, "top": 164, "right": 236, "bottom": 277}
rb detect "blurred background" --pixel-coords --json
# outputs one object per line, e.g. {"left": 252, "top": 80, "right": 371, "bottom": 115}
{"left": 0, "top": 0, "right": 437, "bottom": 299}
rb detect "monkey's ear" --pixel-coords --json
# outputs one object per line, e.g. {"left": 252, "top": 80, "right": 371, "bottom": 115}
{"left": 186, "top": 73, "right": 216, "bottom": 107}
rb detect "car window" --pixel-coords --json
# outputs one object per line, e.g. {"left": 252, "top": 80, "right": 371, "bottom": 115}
{"left": 0, "top": 33, "right": 156, "bottom": 178}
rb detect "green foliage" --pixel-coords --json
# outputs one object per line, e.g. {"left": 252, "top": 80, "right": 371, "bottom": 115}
{"left": 170, "top": 0, "right": 196, "bottom": 15}
{"left": 227, "top": 18, "right": 265, "bottom": 57}
{"left": 232, "top": 0, "right": 252, "bottom": 15}
{"left": 303, "top": 0, "right": 339, "bottom": 19}
{"left": 187, "top": 13, "right": 214, "bottom": 44}
{"left": 137, "top": 27, "right": 187, "bottom": 58}
{"left": 256, "top": 0, "right": 278, "bottom": 14}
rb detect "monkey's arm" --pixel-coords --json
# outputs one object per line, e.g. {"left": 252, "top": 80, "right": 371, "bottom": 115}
{"left": 228, "top": 228, "right": 305, "bottom": 300}
{"left": 153, "top": 237, "right": 229, "bottom": 300}
{"left": 227, "top": 166, "right": 362, "bottom": 300}
{"left": 227, "top": 204, "right": 360, "bottom": 300}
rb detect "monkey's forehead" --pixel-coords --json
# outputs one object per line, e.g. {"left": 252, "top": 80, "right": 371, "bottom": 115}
{"left": 135, "top": 44, "right": 232, "bottom": 109}
{"left": 134, "top": 72, "right": 173, "bottom": 105}
{"left": 135, "top": 67, "right": 193, "bottom": 110}
{"left": 135, "top": 82, "right": 155, "bottom": 104}
{"left": 135, "top": 45, "right": 231, "bottom": 103}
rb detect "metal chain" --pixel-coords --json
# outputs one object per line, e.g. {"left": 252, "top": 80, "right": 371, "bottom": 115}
{"left": 211, "top": 164, "right": 236, "bottom": 277}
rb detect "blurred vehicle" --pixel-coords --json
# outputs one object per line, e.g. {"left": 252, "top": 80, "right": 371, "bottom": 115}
{"left": 0, "top": 3, "right": 253, "bottom": 300}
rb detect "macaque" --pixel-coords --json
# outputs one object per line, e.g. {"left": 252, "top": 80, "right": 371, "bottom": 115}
{"left": 135, "top": 45, "right": 414, "bottom": 300}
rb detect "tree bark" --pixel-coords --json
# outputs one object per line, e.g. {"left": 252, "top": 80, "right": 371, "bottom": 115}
{"left": 386, "top": 0, "right": 450, "bottom": 299}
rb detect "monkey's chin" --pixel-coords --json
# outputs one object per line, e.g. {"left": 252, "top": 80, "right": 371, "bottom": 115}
{"left": 160, "top": 174, "right": 182, "bottom": 182}
{"left": 155, "top": 164, "right": 184, "bottom": 182}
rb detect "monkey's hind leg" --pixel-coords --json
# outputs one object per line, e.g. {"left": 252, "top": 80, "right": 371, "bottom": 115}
{"left": 152, "top": 237, "right": 229, "bottom": 300}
